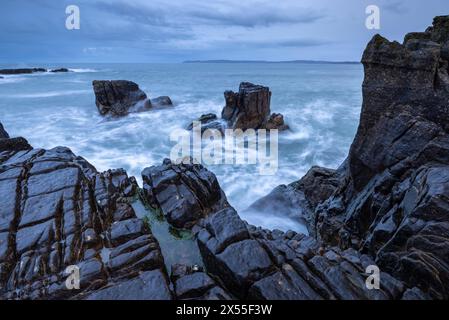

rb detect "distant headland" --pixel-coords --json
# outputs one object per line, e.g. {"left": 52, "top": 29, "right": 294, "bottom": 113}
{"left": 183, "top": 59, "right": 360, "bottom": 64}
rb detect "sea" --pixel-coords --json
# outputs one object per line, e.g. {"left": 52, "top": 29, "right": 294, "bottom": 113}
{"left": 0, "top": 62, "right": 363, "bottom": 232}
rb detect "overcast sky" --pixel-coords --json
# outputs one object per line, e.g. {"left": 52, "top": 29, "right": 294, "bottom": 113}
{"left": 1, "top": 0, "right": 447, "bottom": 63}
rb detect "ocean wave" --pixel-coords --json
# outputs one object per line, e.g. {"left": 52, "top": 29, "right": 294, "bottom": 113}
{"left": 4, "top": 90, "right": 91, "bottom": 98}
{"left": 69, "top": 68, "right": 97, "bottom": 73}
{"left": 0, "top": 75, "right": 26, "bottom": 84}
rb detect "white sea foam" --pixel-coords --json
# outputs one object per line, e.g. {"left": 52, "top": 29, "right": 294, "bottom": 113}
{"left": 4, "top": 90, "right": 91, "bottom": 98}
{"left": 69, "top": 68, "right": 97, "bottom": 73}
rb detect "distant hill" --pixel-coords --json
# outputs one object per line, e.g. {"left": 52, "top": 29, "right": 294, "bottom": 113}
{"left": 183, "top": 59, "right": 360, "bottom": 65}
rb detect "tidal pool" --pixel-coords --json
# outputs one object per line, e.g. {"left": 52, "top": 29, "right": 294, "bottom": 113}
{"left": 131, "top": 197, "right": 204, "bottom": 274}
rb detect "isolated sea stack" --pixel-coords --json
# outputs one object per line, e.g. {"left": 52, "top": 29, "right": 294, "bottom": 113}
{"left": 222, "top": 82, "right": 289, "bottom": 131}
{"left": 92, "top": 80, "right": 149, "bottom": 116}
{"left": 92, "top": 80, "right": 173, "bottom": 117}
{"left": 189, "top": 82, "right": 289, "bottom": 132}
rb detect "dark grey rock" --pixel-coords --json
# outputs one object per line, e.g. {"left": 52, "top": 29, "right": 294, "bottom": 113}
{"left": 0, "top": 68, "right": 47, "bottom": 75}
{"left": 151, "top": 96, "right": 173, "bottom": 107}
{"left": 0, "top": 122, "right": 9, "bottom": 139}
{"left": 187, "top": 113, "right": 225, "bottom": 134}
{"left": 141, "top": 159, "right": 230, "bottom": 229}
{"left": 175, "top": 272, "right": 216, "bottom": 299}
{"left": 50, "top": 68, "right": 70, "bottom": 73}
{"left": 222, "top": 82, "right": 271, "bottom": 130}
{"left": 92, "top": 80, "right": 148, "bottom": 116}
{"left": 85, "top": 270, "right": 172, "bottom": 300}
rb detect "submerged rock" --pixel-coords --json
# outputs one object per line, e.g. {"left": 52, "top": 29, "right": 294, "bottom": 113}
{"left": 187, "top": 113, "right": 225, "bottom": 134}
{"left": 151, "top": 96, "right": 173, "bottom": 107}
{"left": 265, "top": 113, "right": 289, "bottom": 131}
{"left": 50, "top": 68, "right": 70, "bottom": 73}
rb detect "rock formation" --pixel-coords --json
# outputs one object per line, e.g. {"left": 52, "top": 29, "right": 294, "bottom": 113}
{"left": 0, "top": 123, "right": 9, "bottom": 139}
{"left": 0, "top": 68, "right": 70, "bottom": 75}
{"left": 187, "top": 113, "right": 225, "bottom": 134}
{"left": 222, "top": 82, "right": 289, "bottom": 131}
{"left": 92, "top": 80, "right": 149, "bottom": 117}
{"left": 248, "top": 15, "right": 449, "bottom": 300}
{"left": 151, "top": 96, "right": 173, "bottom": 108}
{"left": 92, "top": 80, "right": 173, "bottom": 117}
{"left": 50, "top": 68, "right": 70, "bottom": 73}
{"left": 188, "top": 82, "right": 289, "bottom": 134}
{"left": 0, "top": 68, "right": 47, "bottom": 75}
{"left": 141, "top": 159, "right": 230, "bottom": 229}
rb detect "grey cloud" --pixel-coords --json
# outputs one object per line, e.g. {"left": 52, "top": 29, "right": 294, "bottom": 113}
{"left": 382, "top": 1, "right": 409, "bottom": 14}
{"left": 188, "top": 7, "right": 325, "bottom": 27}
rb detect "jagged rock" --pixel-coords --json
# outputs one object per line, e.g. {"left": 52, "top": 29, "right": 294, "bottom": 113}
{"left": 141, "top": 159, "right": 230, "bottom": 229}
{"left": 303, "top": 16, "right": 449, "bottom": 299}
{"left": 222, "top": 82, "right": 271, "bottom": 130}
{"left": 187, "top": 113, "right": 225, "bottom": 134}
{"left": 221, "top": 82, "right": 289, "bottom": 131}
{"left": 84, "top": 270, "right": 171, "bottom": 300}
{"left": 92, "top": 80, "right": 148, "bottom": 117}
{"left": 265, "top": 113, "right": 289, "bottom": 131}
{"left": 0, "top": 122, "right": 9, "bottom": 139}
{"left": 0, "top": 68, "right": 47, "bottom": 75}
{"left": 0, "top": 137, "right": 32, "bottom": 153}
{"left": 246, "top": 164, "right": 344, "bottom": 235}
{"left": 151, "top": 96, "right": 173, "bottom": 107}
{"left": 2, "top": 15, "right": 449, "bottom": 301}
{"left": 0, "top": 146, "right": 170, "bottom": 300}
{"left": 174, "top": 271, "right": 231, "bottom": 300}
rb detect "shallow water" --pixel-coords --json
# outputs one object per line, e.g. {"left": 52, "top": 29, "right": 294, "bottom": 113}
{"left": 131, "top": 199, "right": 203, "bottom": 273}
{"left": 0, "top": 63, "right": 363, "bottom": 232}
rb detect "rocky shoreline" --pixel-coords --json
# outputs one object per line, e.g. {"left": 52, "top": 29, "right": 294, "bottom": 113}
{"left": 0, "top": 68, "right": 70, "bottom": 75}
{"left": 0, "top": 16, "right": 449, "bottom": 300}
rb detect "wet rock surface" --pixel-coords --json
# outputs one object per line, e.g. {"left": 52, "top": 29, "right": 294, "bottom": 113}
{"left": 92, "top": 80, "right": 174, "bottom": 117}
{"left": 151, "top": 96, "right": 173, "bottom": 107}
{"left": 141, "top": 159, "right": 230, "bottom": 229}
{"left": 0, "top": 142, "right": 170, "bottom": 300}
{"left": 187, "top": 113, "right": 225, "bottom": 134}
{"left": 188, "top": 82, "right": 289, "bottom": 133}
{"left": 50, "top": 68, "right": 70, "bottom": 73}
{"left": 221, "top": 82, "right": 289, "bottom": 131}
{"left": 222, "top": 82, "right": 272, "bottom": 130}
{"left": 257, "top": 15, "right": 449, "bottom": 299}
{"left": 0, "top": 68, "right": 47, "bottom": 75}
{"left": 92, "top": 80, "right": 149, "bottom": 117}
{"left": 0, "top": 123, "right": 9, "bottom": 139}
